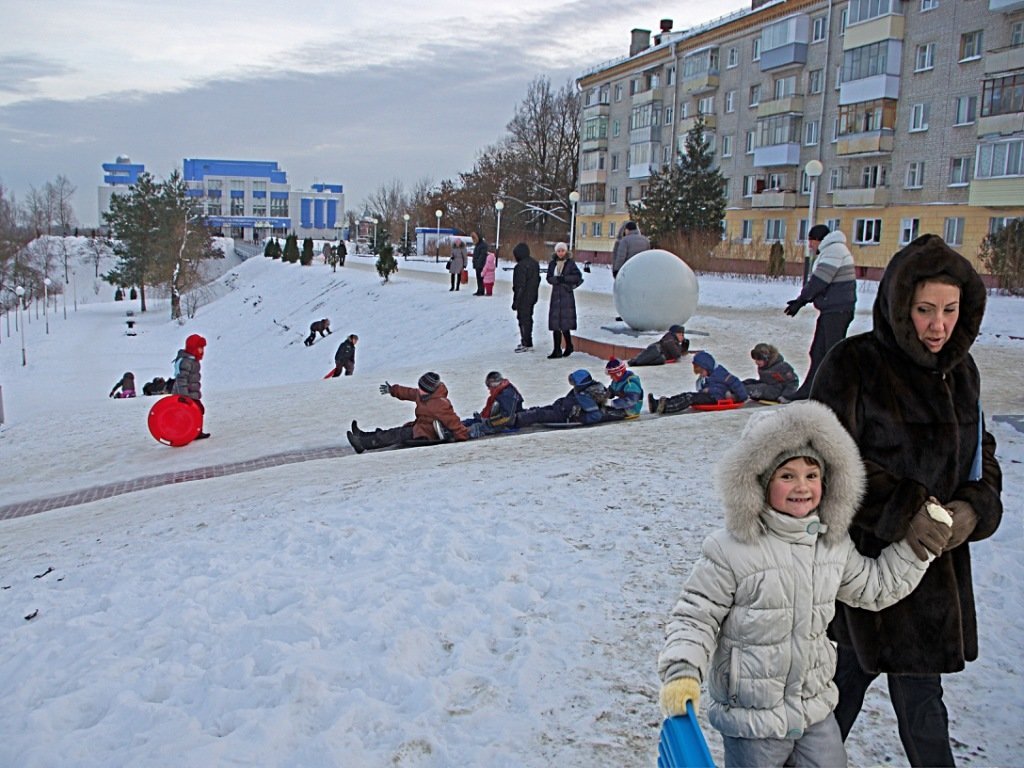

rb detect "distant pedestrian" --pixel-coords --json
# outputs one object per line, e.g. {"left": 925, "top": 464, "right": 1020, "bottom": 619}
{"left": 172, "top": 334, "right": 209, "bottom": 439}
{"left": 471, "top": 230, "right": 489, "bottom": 295}
{"left": 448, "top": 239, "right": 467, "bottom": 291}
{"left": 304, "top": 318, "right": 331, "bottom": 346}
{"left": 109, "top": 371, "right": 136, "bottom": 399}
{"left": 546, "top": 242, "right": 583, "bottom": 358}
{"left": 511, "top": 242, "right": 541, "bottom": 352}
{"left": 612, "top": 221, "right": 650, "bottom": 278}
{"left": 784, "top": 224, "right": 856, "bottom": 400}
{"left": 332, "top": 334, "right": 359, "bottom": 377}
{"left": 482, "top": 250, "right": 497, "bottom": 296}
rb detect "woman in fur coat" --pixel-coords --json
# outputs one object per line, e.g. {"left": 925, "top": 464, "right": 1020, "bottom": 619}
{"left": 545, "top": 242, "right": 583, "bottom": 358}
{"left": 811, "top": 234, "right": 1003, "bottom": 767}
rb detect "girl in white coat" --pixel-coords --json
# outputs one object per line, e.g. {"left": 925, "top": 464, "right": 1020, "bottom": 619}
{"left": 657, "top": 401, "right": 953, "bottom": 768}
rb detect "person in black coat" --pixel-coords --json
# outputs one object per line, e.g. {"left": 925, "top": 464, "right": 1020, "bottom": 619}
{"left": 470, "top": 230, "right": 489, "bottom": 296}
{"left": 511, "top": 242, "right": 541, "bottom": 352}
{"left": 546, "top": 242, "right": 583, "bottom": 358}
{"left": 332, "top": 334, "right": 359, "bottom": 376}
{"left": 812, "top": 234, "right": 1003, "bottom": 767}
{"left": 304, "top": 318, "right": 331, "bottom": 346}
{"left": 628, "top": 325, "right": 690, "bottom": 366}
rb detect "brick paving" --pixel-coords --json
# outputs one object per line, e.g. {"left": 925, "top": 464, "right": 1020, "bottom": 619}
{"left": 0, "top": 445, "right": 350, "bottom": 522}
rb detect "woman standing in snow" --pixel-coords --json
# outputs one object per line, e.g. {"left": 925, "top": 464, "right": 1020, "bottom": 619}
{"left": 448, "top": 239, "right": 467, "bottom": 292}
{"left": 545, "top": 242, "right": 582, "bottom": 358}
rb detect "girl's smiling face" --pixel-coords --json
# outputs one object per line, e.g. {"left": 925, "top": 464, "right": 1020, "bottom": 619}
{"left": 767, "top": 457, "right": 822, "bottom": 518}
{"left": 911, "top": 279, "right": 961, "bottom": 354}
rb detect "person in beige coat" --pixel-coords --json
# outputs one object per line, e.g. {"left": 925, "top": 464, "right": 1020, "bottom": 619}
{"left": 657, "top": 401, "right": 952, "bottom": 768}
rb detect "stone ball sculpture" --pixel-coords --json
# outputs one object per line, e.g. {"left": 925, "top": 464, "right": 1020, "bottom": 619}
{"left": 613, "top": 249, "right": 699, "bottom": 331}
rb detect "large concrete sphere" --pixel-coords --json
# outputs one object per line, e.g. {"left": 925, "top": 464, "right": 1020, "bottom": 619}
{"left": 613, "top": 249, "right": 699, "bottom": 331}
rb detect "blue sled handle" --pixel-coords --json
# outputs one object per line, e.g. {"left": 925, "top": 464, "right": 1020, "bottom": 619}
{"left": 657, "top": 700, "right": 716, "bottom": 768}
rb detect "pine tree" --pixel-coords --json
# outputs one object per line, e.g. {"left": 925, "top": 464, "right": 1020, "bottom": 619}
{"left": 300, "top": 237, "right": 315, "bottom": 266}
{"left": 282, "top": 233, "right": 300, "bottom": 263}
{"left": 376, "top": 242, "right": 398, "bottom": 283}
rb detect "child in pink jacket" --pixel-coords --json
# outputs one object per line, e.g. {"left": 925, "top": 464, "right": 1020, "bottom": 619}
{"left": 482, "top": 251, "right": 497, "bottom": 296}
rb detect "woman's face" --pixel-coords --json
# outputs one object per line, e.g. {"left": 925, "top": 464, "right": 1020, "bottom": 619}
{"left": 910, "top": 280, "right": 961, "bottom": 354}
{"left": 555, "top": 247, "right": 567, "bottom": 259}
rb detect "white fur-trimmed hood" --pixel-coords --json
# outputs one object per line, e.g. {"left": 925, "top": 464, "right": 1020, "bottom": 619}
{"left": 715, "top": 401, "right": 865, "bottom": 545}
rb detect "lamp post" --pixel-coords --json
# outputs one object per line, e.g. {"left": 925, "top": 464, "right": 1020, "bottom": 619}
{"left": 568, "top": 190, "right": 580, "bottom": 254}
{"left": 494, "top": 200, "right": 504, "bottom": 256}
{"left": 72, "top": 269, "right": 77, "bottom": 311}
{"left": 434, "top": 209, "right": 442, "bottom": 263}
{"left": 803, "top": 160, "right": 824, "bottom": 285}
{"left": 371, "top": 218, "right": 378, "bottom": 254}
{"left": 403, "top": 213, "right": 411, "bottom": 259}
{"left": 15, "top": 286, "right": 26, "bottom": 366}
{"left": 43, "top": 278, "right": 51, "bottom": 334}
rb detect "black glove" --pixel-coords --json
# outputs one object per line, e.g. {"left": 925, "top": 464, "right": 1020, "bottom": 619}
{"left": 379, "top": 382, "right": 391, "bottom": 395}
{"left": 784, "top": 299, "right": 805, "bottom": 317}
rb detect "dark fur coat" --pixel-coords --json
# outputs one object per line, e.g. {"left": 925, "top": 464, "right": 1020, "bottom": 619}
{"left": 811, "top": 234, "right": 1003, "bottom": 674}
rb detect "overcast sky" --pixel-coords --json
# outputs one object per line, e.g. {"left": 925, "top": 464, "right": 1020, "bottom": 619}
{"left": 0, "top": 0, "right": 744, "bottom": 227}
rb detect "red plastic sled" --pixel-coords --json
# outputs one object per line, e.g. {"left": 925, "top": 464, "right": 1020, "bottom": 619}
{"left": 691, "top": 399, "right": 745, "bottom": 412}
{"left": 147, "top": 395, "right": 203, "bottom": 447}
{"left": 323, "top": 367, "right": 337, "bottom": 379}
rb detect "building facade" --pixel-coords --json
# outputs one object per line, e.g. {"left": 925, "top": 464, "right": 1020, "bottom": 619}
{"left": 97, "top": 156, "right": 146, "bottom": 223}
{"left": 575, "top": 0, "right": 1024, "bottom": 273}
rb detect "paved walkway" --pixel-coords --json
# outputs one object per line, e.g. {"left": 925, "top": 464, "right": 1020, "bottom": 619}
{"left": 0, "top": 445, "right": 350, "bottom": 522}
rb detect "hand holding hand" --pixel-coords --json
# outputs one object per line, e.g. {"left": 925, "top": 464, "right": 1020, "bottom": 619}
{"left": 784, "top": 299, "right": 804, "bottom": 317}
{"left": 660, "top": 677, "right": 701, "bottom": 718}
{"left": 379, "top": 382, "right": 391, "bottom": 396}
{"left": 906, "top": 498, "right": 954, "bottom": 561}
{"left": 944, "top": 500, "right": 979, "bottom": 550}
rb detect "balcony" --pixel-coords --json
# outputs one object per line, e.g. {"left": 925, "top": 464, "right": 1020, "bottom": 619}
{"left": 579, "top": 202, "right": 606, "bottom": 216}
{"left": 583, "top": 102, "right": 611, "bottom": 117}
{"left": 836, "top": 130, "right": 895, "bottom": 155}
{"left": 760, "top": 43, "right": 808, "bottom": 72}
{"left": 681, "top": 71, "right": 719, "bottom": 95}
{"left": 976, "top": 112, "right": 1024, "bottom": 137}
{"left": 840, "top": 74, "right": 901, "bottom": 105}
{"left": 753, "top": 143, "right": 801, "bottom": 167}
{"left": 990, "top": 0, "right": 1024, "bottom": 11}
{"left": 580, "top": 169, "right": 608, "bottom": 185}
{"left": 630, "top": 125, "right": 662, "bottom": 143}
{"left": 833, "top": 186, "right": 889, "bottom": 206}
{"left": 581, "top": 136, "right": 608, "bottom": 152}
{"left": 757, "top": 95, "right": 805, "bottom": 119}
{"left": 751, "top": 190, "right": 798, "bottom": 208}
{"left": 628, "top": 162, "right": 653, "bottom": 179}
{"left": 679, "top": 114, "right": 717, "bottom": 133}
{"left": 985, "top": 45, "right": 1024, "bottom": 76}
{"left": 968, "top": 176, "right": 1024, "bottom": 205}
{"left": 843, "top": 13, "right": 905, "bottom": 50}
{"left": 632, "top": 87, "right": 663, "bottom": 106}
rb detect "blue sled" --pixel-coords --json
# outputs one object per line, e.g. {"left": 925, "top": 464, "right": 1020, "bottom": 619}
{"left": 658, "top": 701, "right": 716, "bottom": 768}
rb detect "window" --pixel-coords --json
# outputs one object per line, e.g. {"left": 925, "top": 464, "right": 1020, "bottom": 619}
{"left": 976, "top": 139, "right": 1024, "bottom": 178}
{"left": 798, "top": 218, "right": 810, "bottom": 241}
{"left": 825, "top": 218, "right": 842, "bottom": 234}
{"left": 725, "top": 90, "right": 736, "bottom": 113}
{"left": 698, "top": 96, "right": 715, "bottom": 114}
{"left": 805, "top": 120, "right": 820, "bottom": 145}
{"left": 592, "top": 222, "right": 602, "bottom": 237}
{"left": 843, "top": 41, "right": 889, "bottom": 83}
{"left": 614, "top": 84, "right": 623, "bottom": 101}
{"left": 584, "top": 116, "right": 608, "bottom": 141}
{"left": 849, "top": 0, "right": 894, "bottom": 25}
{"left": 981, "top": 74, "right": 1024, "bottom": 118}
{"left": 231, "top": 197, "right": 244, "bottom": 216}
{"left": 721, "top": 134, "right": 733, "bottom": 157}
{"left": 612, "top": 119, "right": 620, "bottom": 137}
{"left": 906, "top": 161, "right": 925, "bottom": 189}
{"left": 758, "top": 115, "right": 802, "bottom": 147}
{"left": 854, "top": 218, "right": 883, "bottom": 244}
{"left": 949, "top": 157, "right": 971, "bottom": 186}
{"left": 610, "top": 153, "right": 619, "bottom": 171}
{"left": 741, "top": 220, "right": 753, "bottom": 241}
{"left": 953, "top": 95, "right": 977, "bottom": 125}
{"left": 727, "top": 47, "right": 738, "bottom": 68}
{"left": 899, "top": 218, "right": 920, "bottom": 245}
{"left": 812, "top": 16, "right": 827, "bottom": 42}
{"left": 743, "top": 176, "right": 760, "bottom": 197}
{"left": 921, "top": 0, "right": 938, "bottom": 10}
{"left": 808, "top": 69, "right": 824, "bottom": 95}
{"left": 1013, "top": 21, "right": 1024, "bottom": 49}
{"left": 990, "top": 216, "right": 1022, "bottom": 234}
{"left": 252, "top": 181, "right": 266, "bottom": 193}
{"left": 944, "top": 217, "right": 965, "bottom": 245}
{"left": 666, "top": 66, "right": 676, "bottom": 86}
{"left": 752, "top": 38, "right": 761, "bottom": 61}
{"left": 828, "top": 168, "right": 842, "bottom": 192}
{"left": 625, "top": 186, "right": 632, "bottom": 202}
{"left": 766, "top": 172, "right": 786, "bottom": 190}
{"left": 664, "top": 106, "right": 674, "bottom": 124}
{"left": 765, "top": 219, "right": 786, "bottom": 242}
{"left": 610, "top": 187, "right": 618, "bottom": 204}
{"left": 664, "top": 145, "right": 673, "bottom": 164}
{"left": 230, "top": 179, "right": 245, "bottom": 191}
{"left": 838, "top": 99, "right": 898, "bottom": 135}
{"left": 914, "top": 43, "right": 935, "bottom": 72}
{"left": 749, "top": 83, "right": 761, "bottom": 107}
{"left": 861, "top": 164, "right": 888, "bottom": 188}
{"left": 630, "top": 78, "right": 640, "bottom": 95}
{"left": 774, "top": 75, "right": 797, "bottom": 100}
{"left": 745, "top": 130, "right": 757, "bottom": 154}
{"left": 910, "top": 103, "right": 930, "bottom": 132}
{"left": 959, "top": 31, "right": 983, "bottom": 61}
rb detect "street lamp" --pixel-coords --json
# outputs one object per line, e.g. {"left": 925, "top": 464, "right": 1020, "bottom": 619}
{"left": 403, "top": 213, "right": 411, "bottom": 259}
{"left": 72, "top": 269, "right": 77, "bottom": 312}
{"left": 568, "top": 190, "right": 581, "bottom": 254}
{"left": 804, "top": 159, "right": 824, "bottom": 285}
{"left": 43, "top": 278, "right": 51, "bottom": 334}
{"left": 15, "top": 286, "right": 25, "bottom": 366}
{"left": 434, "top": 209, "right": 443, "bottom": 263}
{"left": 371, "top": 218, "right": 379, "bottom": 254}
{"left": 494, "top": 200, "right": 504, "bottom": 256}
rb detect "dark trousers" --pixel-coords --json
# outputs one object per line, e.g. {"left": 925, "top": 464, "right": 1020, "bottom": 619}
{"left": 834, "top": 645, "right": 954, "bottom": 767}
{"left": 552, "top": 330, "right": 573, "bottom": 353}
{"left": 628, "top": 344, "right": 666, "bottom": 366}
{"left": 475, "top": 271, "right": 485, "bottom": 294}
{"left": 517, "top": 307, "right": 535, "bottom": 347}
{"left": 795, "top": 309, "right": 854, "bottom": 399}
{"left": 332, "top": 360, "right": 354, "bottom": 377}
{"left": 450, "top": 273, "right": 460, "bottom": 290}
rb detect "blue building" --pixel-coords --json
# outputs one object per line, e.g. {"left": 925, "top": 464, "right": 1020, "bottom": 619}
{"left": 97, "top": 155, "right": 146, "bottom": 221}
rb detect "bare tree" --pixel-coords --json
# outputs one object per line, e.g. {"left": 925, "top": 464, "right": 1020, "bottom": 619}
{"left": 363, "top": 179, "right": 406, "bottom": 242}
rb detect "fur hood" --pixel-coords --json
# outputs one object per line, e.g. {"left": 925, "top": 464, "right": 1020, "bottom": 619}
{"left": 715, "top": 401, "right": 864, "bottom": 546}
{"left": 873, "top": 234, "right": 986, "bottom": 372}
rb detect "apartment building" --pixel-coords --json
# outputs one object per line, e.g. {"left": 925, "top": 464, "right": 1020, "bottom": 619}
{"left": 575, "top": 0, "right": 1024, "bottom": 273}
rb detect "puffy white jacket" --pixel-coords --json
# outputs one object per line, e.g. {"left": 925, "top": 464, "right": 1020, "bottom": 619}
{"left": 657, "top": 401, "right": 933, "bottom": 740}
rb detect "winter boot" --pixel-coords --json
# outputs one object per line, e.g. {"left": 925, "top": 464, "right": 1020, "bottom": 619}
{"left": 648, "top": 393, "right": 659, "bottom": 414}
{"left": 661, "top": 393, "right": 694, "bottom": 415}
{"left": 562, "top": 331, "right": 574, "bottom": 357}
{"left": 346, "top": 430, "right": 365, "bottom": 454}
{"left": 548, "top": 331, "right": 564, "bottom": 359}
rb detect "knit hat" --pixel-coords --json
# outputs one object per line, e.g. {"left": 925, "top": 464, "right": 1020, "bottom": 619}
{"left": 605, "top": 358, "right": 627, "bottom": 379}
{"left": 485, "top": 371, "right": 503, "bottom": 388}
{"left": 418, "top": 371, "right": 441, "bottom": 393}
{"left": 758, "top": 445, "right": 826, "bottom": 500}
{"left": 185, "top": 334, "right": 206, "bottom": 358}
{"left": 623, "top": 220, "right": 638, "bottom": 232}
{"left": 750, "top": 343, "right": 775, "bottom": 362}
{"left": 669, "top": 324, "right": 685, "bottom": 335}
{"left": 808, "top": 224, "right": 830, "bottom": 241}
{"left": 692, "top": 350, "right": 715, "bottom": 372}
{"left": 513, "top": 243, "right": 530, "bottom": 260}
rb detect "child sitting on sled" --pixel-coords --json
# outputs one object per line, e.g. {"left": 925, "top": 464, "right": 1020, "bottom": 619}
{"left": 742, "top": 343, "right": 799, "bottom": 402}
{"left": 657, "top": 401, "right": 953, "bottom": 768}
{"left": 109, "top": 371, "right": 136, "bottom": 398}
{"left": 461, "top": 371, "right": 525, "bottom": 438}
{"left": 648, "top": 351, "right": 748, "bottom": 414}
{"left": 516, "top": 369, "right": 619, "bottom": 428}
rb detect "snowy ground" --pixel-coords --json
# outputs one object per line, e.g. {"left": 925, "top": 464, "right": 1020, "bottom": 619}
{"left": 0, "top": 241, "right": 1021, "bottom": 767}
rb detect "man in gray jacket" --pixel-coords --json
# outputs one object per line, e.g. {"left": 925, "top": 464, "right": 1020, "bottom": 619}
{"left": 784, "top": 224, "right": 856, "bottom": 400}
{"left": 611, "top": 221, "right": 650, "bottom": 278}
